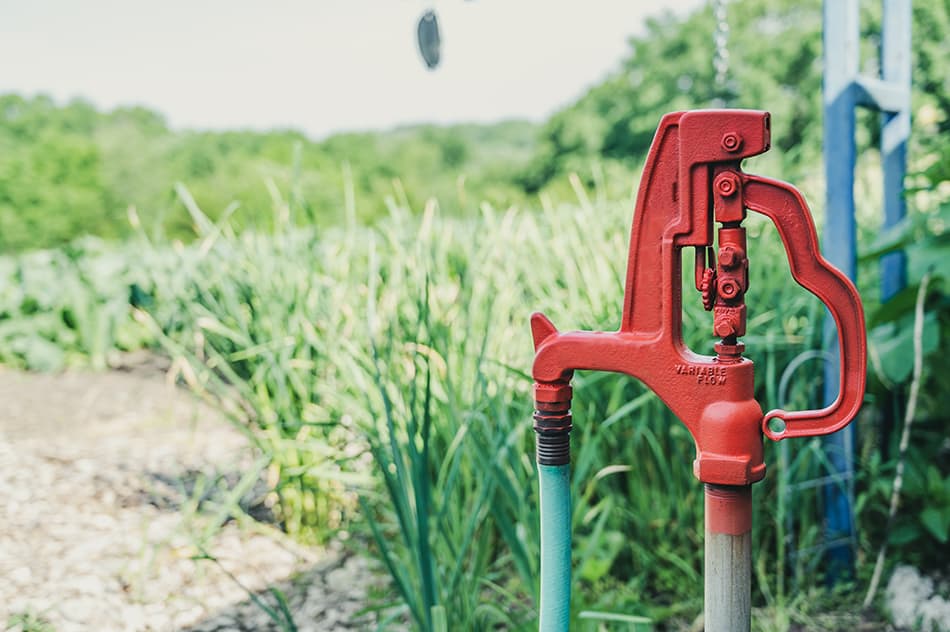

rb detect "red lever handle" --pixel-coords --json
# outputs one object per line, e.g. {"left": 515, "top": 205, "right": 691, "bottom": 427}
{"left": 742, "top": 174, "right": 867, "bottom": 440}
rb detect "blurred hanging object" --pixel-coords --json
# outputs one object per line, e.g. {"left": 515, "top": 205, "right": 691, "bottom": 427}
{"left": 417, "top": 9, "right": 441, "bottom": 70}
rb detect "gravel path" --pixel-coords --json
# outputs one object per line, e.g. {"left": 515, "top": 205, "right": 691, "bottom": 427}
{"left": 0, "top": 361, "right": 375, "bottom": 631}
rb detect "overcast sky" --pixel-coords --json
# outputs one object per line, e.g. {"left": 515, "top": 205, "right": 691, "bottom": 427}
{"left": 2, "top": 1, "right": 705, "bottom": 138}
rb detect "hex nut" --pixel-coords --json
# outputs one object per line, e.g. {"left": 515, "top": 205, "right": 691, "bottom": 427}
{"left": 721, "top": 132, "right": 743, "bottom": 152}
{"left": 718, "top": 278, "right": 740, "bottom": 299}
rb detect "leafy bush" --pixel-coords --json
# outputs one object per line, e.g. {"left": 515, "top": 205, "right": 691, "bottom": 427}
{"left": 0, "top": 236, "right": 154, "bottom": 370}
{"left": 0, "top": 93, "right": 537, "bottom": 252}
{"left": 856, "top": 150, "right": 950, "bottom": 575}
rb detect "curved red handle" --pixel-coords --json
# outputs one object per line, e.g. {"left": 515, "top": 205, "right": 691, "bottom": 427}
{"left": 742, "top": 174, "right": 867, "bottom": 440}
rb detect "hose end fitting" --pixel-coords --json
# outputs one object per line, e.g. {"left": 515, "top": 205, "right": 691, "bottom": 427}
{"left": 534, "top": 381, "right": 572, "bottom": 466}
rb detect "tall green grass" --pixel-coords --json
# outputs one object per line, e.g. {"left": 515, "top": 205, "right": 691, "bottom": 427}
{"left": 0, "top": 174, "right": 891, "bottom": 628}
{"left": 118, "top": 178, "right": 848, "bottom": 628}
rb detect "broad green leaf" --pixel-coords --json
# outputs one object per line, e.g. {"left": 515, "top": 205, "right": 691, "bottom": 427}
{"left": 868, "top": 312, "right": 939, "bottom": 383}
{"left": 908, "top": 241, "right": 950, "bottom": 283}
{"left": 888, "top": 523, "right": 921, "bottom": 546}
{"left": 920, "top": 507, "right": 950, "bottom": 543}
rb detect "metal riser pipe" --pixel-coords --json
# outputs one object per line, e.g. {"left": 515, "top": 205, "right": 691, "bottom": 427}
{"left": 704, "top": 484, "right": 752, "bottom": 632}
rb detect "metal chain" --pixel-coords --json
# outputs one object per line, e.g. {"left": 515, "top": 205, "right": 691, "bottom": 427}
{"left": 712, "top": 0, "right": 730, "bottom": 88}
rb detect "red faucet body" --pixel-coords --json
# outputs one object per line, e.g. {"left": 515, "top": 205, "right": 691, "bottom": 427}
{"left": 531, "top": 110, "right": 867, "bottom": 486}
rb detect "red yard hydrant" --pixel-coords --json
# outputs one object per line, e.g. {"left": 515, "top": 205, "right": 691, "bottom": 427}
{"left": 530, "top": 110, "right": 867, "bottom": 631}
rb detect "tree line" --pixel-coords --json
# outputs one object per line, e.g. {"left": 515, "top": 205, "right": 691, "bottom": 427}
{"left": 3, "top": 0, "right": 949, "bottom": 251}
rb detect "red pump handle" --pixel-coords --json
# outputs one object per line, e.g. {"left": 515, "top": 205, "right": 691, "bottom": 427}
{"left": 742, "top": 174, "right": 867, "bottom": 440}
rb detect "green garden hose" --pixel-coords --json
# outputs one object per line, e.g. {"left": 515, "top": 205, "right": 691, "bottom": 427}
{"left": 538, "top": 463, "right": 571, "bottom": 632}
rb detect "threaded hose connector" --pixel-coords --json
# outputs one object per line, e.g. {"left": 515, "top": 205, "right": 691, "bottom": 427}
{"left": 534, "top": 400, "right": 572, "bottom": 466}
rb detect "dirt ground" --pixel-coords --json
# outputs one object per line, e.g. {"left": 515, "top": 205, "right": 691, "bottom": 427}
{"left": 0, "top": 356, "right": 373, "bottom": 632}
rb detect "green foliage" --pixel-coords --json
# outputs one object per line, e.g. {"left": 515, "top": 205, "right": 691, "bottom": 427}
{"left": 521, "top": 0, "right": 825, "bottom": 191}
{"left": 5, "top": 1, "right": 950, "bottom": 627}
{"left": 5, "top": 610, "right": 56, "bottom": 632}
{"left": 3, "top": 165, "right": 819, "bottom": 628}
{"left": 856, "top": 136, "right": 950, "bottom": 574}
{"left": 0, "top": 95, "right": 119, "bottom": 251}
{"left": 0, "top": 167, "right": 937, "bottom": 627}
{"left": 90, "top": 172, "right": 848, "bottom": 628}
{"left": 129, "top": 217, "right": 369, "bottom": 542}
{"left": 2, "top": 164, "right": 939, "bottom": 629}
{"left": 858, "top": 434, "right": 950, "bottom": 572}
{"left": 0, "top": 93, "right": 536, "bottom": 252}
{"left": 522, "top": 0, "right": 950, "bottom": 194}
{"left": 0, "top": 236, "right": 154, "bottom": 370}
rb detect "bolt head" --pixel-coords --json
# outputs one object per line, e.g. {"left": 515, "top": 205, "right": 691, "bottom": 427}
{"left": 721, "top": 132, "right": 743, "bottom": 153}
{"left": 714, "top": 317, "right": 737, "bottom": 338}
{"left": 718, "top": 279, "right": 739, "bottom": 299}
{"left": 716, "top": 177, "right": 736, "bottom": 196}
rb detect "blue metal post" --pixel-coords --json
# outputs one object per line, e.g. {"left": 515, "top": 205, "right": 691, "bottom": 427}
{"left": 881, "top": 0, "right": 911, "bottom": 301}
{"left": 822, "top": 0, "right": 860, "bottom": 578}
{"left": 821, "top": 0, "right": 911, "bottom": 580}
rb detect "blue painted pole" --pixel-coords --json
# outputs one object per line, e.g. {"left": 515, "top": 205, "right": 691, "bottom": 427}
{"left": 881, "top": 0, "right": 911, "bottom": 301}
{"left": 822, "top": 0, "right": 860, "bottom": 578}
{"left": 821, "top": 0, "right": 911, "bottom": 581}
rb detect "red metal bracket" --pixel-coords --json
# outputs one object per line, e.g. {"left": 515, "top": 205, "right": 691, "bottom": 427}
{"left": 531, "top": 110, "right": 867, "bottom": 486}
